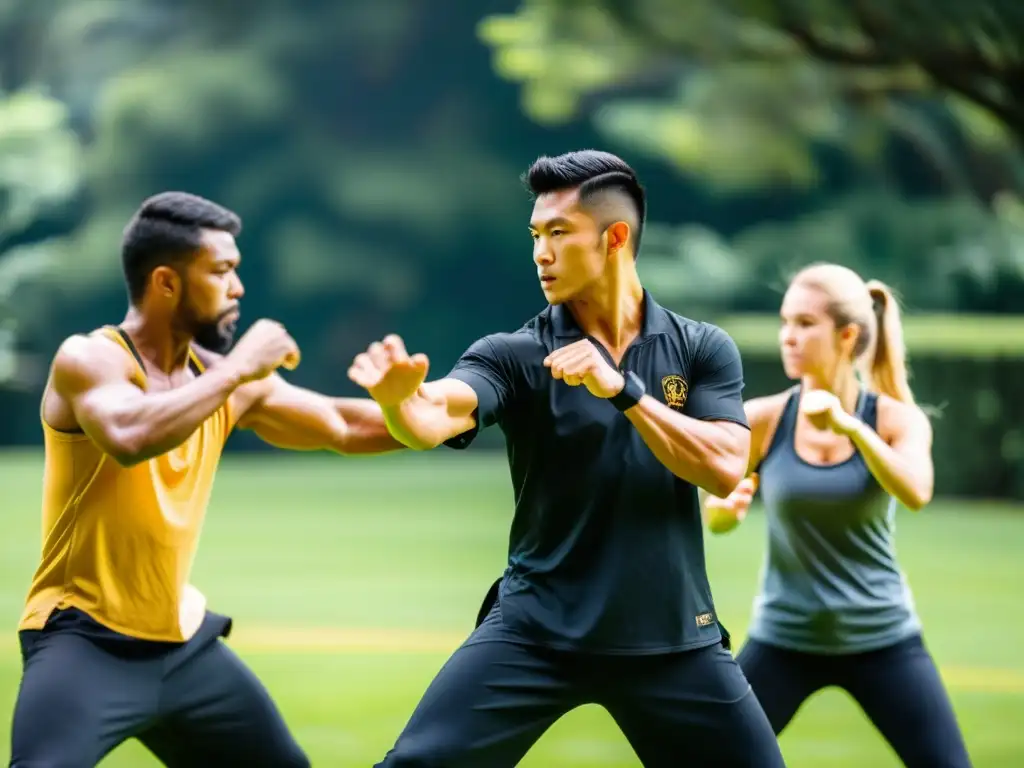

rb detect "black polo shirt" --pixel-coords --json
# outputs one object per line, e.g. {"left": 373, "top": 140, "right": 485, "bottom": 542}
{"left": 444, "top": 291, "right": 749, "bottom": 655}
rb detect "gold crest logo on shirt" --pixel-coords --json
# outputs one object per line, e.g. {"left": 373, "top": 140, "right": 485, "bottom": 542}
{"left": 661, "top": 375, "right": 688, "bottom": 408}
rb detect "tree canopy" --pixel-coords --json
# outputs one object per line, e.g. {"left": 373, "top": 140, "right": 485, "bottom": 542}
{"left": 480, "top": 0, "right": 1024, "bottom": 200}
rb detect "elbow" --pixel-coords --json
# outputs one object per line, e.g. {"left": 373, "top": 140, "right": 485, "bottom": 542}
{"left": 903, "top": 473, "right": 934, "bottom": 512}
{"left": 903, "top": 486, "right": 933, "bottom": 512}
{"left": 110, "top": 452, "right": 142, "bottom": 468}
{"left": 705, "top": 459, "right": 745, "bottom": 499}
{"left": 105, "top": 428, "right": 148, "bottom": 467}
{"left": 701, "top": 431, "right": 750, "bottom": 499}
{"left": 903, "top": 496, "right": 928, "bottom": 513}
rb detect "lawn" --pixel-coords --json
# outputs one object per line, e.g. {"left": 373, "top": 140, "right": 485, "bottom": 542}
{"left": 0, "top": 450, "right": 1020, "bottom": 766}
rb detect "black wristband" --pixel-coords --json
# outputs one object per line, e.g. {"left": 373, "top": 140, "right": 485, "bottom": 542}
{"left": 610, "top": 370, "right": 646, "bottom": 412}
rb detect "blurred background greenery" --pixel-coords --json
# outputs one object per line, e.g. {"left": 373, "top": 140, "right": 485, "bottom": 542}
{"left": 1, "top": 1, "right": 1023, "bottom": 763}
{"left": 2, "top": 0, "right": 1023, "bottom": 495}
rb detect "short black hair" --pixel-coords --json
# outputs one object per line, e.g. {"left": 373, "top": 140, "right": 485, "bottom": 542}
{"left": 523, "top": 150, "right": 647, "bottom": 255}
{"left": 121, "top": 191, "right": 242, "bottom": 304}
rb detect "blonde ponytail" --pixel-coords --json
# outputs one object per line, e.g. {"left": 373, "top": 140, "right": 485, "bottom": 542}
{"left": 863, "top": 280, "right": 915, "bottom": 404}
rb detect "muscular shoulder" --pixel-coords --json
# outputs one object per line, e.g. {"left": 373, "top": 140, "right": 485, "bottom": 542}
{"left": 51, "top": 333, "right": 134, "bottom": 392}
{"left": 45, "top": 334, "right": 137, "bottom": 431}
{"left": 875, "top": 393, "right": 932, "bottom": 444}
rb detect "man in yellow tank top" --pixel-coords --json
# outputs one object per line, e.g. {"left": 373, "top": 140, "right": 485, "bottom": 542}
{"left": 10, "top": 192, "right": 404, "bottom": 768}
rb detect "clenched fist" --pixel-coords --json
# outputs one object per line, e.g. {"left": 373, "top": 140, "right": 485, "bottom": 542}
{"left": 348, "top": 334, "right": 430, "bottom": 407}
{"left": 801, "top": 390, "right": 860, "bottom": 436}
{"left": 225, "top": 319, "right": 300, "bottom": 383}
{"left": 543, "top": 339, "right": 625, "bottom": 399}
{"left": 703, "top": 474, "right": 759, "bottom": 535}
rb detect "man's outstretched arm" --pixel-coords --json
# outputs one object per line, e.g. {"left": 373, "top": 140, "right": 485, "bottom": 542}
{"left": 348, "top": 334, "right": 513, "bottom": 451}
{"left": 232, "top": 374, "right": 406, "bottom": 455}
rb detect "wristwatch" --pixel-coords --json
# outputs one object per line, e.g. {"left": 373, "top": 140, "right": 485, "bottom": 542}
{"left": 610, "top": 370, "right": 646, "bottom": 412}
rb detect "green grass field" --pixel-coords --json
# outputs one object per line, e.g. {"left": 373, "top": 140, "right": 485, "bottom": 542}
{"left": 0, "top": 449, "right": 1021, "bottom": 766}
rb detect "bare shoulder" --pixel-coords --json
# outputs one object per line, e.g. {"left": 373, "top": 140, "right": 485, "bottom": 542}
{"left": 746, "top": 390, "right": 791, "bottom": 430}
{"left": 875, "top": 393, "right": 932, "bottom": 443}
{"left": 51, "top": 333, "right": 134, "bottom": 392}
{"left": 45, "top": 333, "right": 136, "bottom": 431}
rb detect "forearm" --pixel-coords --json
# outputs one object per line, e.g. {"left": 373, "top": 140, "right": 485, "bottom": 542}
{"left": 625, "top": 396, "right": 747, "bottom": 497}
{"left": 102, "top": 366, "right": 241, "bottom": 464}
{"left": 333, "top": 398, "right": 406, "bottom": 454}
{"left": 381, "top": 391, "right": 449, "bottom": 451}
{"left": 848, "top": 423, "right": 932, "bottom": 510}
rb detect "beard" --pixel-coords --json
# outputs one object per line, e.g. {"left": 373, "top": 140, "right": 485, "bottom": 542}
{"left": 180, "top": 299, "right": 238, "bottom": 354}
{"left": 192, "top": 314, "right": 237, "bottom": 354}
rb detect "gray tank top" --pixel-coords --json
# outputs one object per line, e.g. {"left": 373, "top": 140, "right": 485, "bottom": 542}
{"left": 747, "top": 387, "right": 920, "bottom": 654}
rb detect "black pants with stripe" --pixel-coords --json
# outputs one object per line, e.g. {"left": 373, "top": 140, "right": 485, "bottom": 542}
{"left": 9, "top": 609, "right": 308, "bottom": 768}
{"left": 737, "top": 635, "right": 972, "bottom": 768}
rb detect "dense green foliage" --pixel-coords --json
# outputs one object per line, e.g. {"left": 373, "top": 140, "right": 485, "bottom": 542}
{"left": 1, "top": 0, "right": 1022, "bottom": 480}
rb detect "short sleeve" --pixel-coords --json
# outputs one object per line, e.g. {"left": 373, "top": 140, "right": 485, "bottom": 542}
{"left": 682, "top": 326, "right": 749, "bottom": 428}
{"left": 443, "top": 335, "right": 518, "bottom": 450}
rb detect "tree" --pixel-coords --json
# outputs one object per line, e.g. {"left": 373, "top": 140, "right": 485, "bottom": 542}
{"left": 0, "top": 89, "right": 83, "bottom": 389}
{"left": 478, "top": 0, "right": 1024, "bottom": 314}
{"left": 636, "top": 191, "right": 1024, "bottom": 314}
{"left": 478, "top": 0, "right": 1024, "bottom": 202}
{"left": 0, "top": 0, "right": 536, "bottom": 402}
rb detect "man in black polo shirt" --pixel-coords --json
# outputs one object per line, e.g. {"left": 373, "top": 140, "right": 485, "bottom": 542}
{"left": 348, "top": 150, "right": 785, "bottom": 767}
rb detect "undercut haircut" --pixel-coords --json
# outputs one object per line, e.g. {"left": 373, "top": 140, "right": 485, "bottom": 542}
{"left": 523, "top": 150, "right": 647, "bottom": 256}
{"left": 121, "top": 191, "right": 242, "bottom": 304}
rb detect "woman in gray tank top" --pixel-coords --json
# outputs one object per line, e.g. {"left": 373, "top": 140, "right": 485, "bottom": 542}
{"left": 703, "top": 263, "right": 971, "bottom": 767}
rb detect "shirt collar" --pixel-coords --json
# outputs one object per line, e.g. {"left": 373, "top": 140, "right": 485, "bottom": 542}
{"left": 549, "top": 289, "right": 667, "bottom": 340}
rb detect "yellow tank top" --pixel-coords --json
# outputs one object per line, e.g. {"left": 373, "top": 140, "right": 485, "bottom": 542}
{"left": 19, "top": 326, "right": 233, "bottom": 642}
